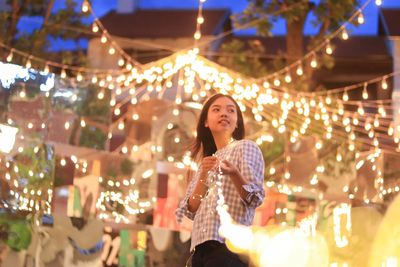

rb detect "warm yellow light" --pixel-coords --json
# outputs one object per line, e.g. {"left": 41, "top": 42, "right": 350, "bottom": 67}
{"left": 76, "top": 72, "right": 83, "bottom": 82}
{"left": 194, "top": 30, "right": 201, "bottom": 40}
{"left": 381, "top": 77, "right": 388, "bottom": 90}
{"left": 92, "top": 23, "right": 99, "bottom": 32}
{"left": 325, "top": 42, "right": 333, "bottom": 55}
{"left": 25, "top": 58, "right": 32, "bottom": 69}
{"left": 375, "top": 0, "right": 382, "bottom": 6}
{"left": 357, "top": 11, "right": 365, "bottom": 24}
{"left": 6, "top": 50, "right": 13, "bottom": 62}
{"left": 342, "top": 91, "right": 349, "bottom": 101}
{"left": 197, "top": 16, "right": 204, "bottom": 24}
{"left": 108, "top": 47, "right": 116, "bottom": 55}
{"left": 97, "top": 91, "right": 104, "bottom": 99}
{"left": 81, "top": 0, "right": 89, "bottom": 12}
{"left": 296, "top": 64, "right": 303, "bottom": 76}
{"left": 101, "top": 35, "right": 107, "bottom": 43}
{"left": 342, "top": 28, "right": 349, "bottom": 40}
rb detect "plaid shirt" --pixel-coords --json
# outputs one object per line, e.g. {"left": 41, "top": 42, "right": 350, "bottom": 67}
{"left": 175, "top": 139, "right": 265, "bottom": 251}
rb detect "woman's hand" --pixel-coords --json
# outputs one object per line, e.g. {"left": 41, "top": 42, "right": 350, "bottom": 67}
{"left": 219, "top": 159, "right": 239, "bottom": 176}
{"left": 199, "top": 156, "right": 218, "bottom": 177}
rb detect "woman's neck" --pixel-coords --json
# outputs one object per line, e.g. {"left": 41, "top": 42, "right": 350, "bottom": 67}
{"left": 212, "top": 133, "right": 232, "bottom": 150}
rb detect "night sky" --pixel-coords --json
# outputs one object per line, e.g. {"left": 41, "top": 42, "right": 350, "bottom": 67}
{"left": 15, "top": 0, "right": 400, "bottom": 51}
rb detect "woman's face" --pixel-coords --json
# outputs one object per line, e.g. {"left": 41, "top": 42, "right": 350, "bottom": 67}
{"left": 205, "top": 96, "right": 238, "bottom": 137}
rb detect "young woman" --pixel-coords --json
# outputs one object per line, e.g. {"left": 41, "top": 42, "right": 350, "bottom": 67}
{"left": 176, "top": 93, "right": 265, "bottom": 267}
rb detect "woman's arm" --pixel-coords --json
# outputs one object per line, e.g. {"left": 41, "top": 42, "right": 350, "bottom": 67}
{"left": 187, "top": 171, "right": 209, "bottom": 212}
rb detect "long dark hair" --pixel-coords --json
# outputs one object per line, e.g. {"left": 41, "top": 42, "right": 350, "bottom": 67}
{"left": 190, "top": 93, "right": 245, "bottom": 160}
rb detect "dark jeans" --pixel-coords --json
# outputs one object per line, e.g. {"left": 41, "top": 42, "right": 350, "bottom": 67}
{"left": 191, "top": 240, "right": 248, "bottom": 267}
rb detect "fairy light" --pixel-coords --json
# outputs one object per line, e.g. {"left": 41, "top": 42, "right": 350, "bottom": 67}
{"left": 373, "top": 116, "right": 380, "bottom": 128}
{"left": 6, "top": 50, "right": 13, "bottom": 62}
{"left": 57, "top": 68, "right": 66, "bottom": 79}
{"left": 341, "top": 28, "right": 349, "bottom": 40}
{"left": 25, "top": 58, "right": 32, "bottom": 69}
{"left": 284, "top": 70, "right": 292, "bottom": 83}
{"left": 132, "top": 113, "right": 139, "bottom": 120}
{"left": 81, "top": 0, "right": 89, "bottom": 12}
{"left": 92, "top": 22, "right": 99, "bottom": 33}
{"left": 381, "top": 77, "right": 388, "bottom": 90}
{"left": 325, "top": 41, "right": 333, "bottom": 55}
{"left": 97, "top": 91, "right": 104, "bottom": 100}
{"left": 310, "top": 53, "right": 318, "bottom": 68}
{"left": 101, "top": 34, "right": 107, "bottom": 43}
{"left": 342, "top": 91, "right": 349, "bottom": 102}
{"left": 296, "top": 64, "right": 303, "bottom": 76}
{"left": 357, "top": 10, "right": 365, "bottom": 24}
{"left": 273, "top": 76, "right": 281, "bottom": 86}
{"left": 108, "top": 46, "right": 116, "bottom": 55}
{"left": 378, "top": 105, "right": 387, "bottom": 117}
{"left": 118, "top": 58, "right": 125, "bottom": 67}
{"left": 357, "top": 104, "right": 365, "bottom": 116}
{"left": 362, "top": 83, "right": 368, "bottom": 99}
{"left": 76, "top": 72, "right": 83, "bottom": 82}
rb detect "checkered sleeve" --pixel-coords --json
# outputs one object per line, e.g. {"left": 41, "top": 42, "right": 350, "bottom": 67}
{"left": 175, "top": 172, "right": 198, "bottom": 223}
{"left": 238, "top": 140, "right": 265, "bottom": 209}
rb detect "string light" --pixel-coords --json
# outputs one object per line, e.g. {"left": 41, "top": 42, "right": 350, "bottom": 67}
{"left": 310, "top": 53, "right": 318, "bottom": 68}
{"left": 92, "top": 22, "right": 99, "bottom": 33}
{"left": 381, "top": 77, "right": 388, "bottom": 90}
{"left": 81, "top": 0, "right": 89, "bottom": 13}
{"left": 357, "top": 10, "right": 365, "bottom": 24}
{"left": 6, "top": 50, "right": 13, "bottom": 62}
{"left": 341, "top": 28, "right": 349, "bottom": 40}
{"left": 360, "top": 83, "right": 368, "bottom": 99}
{"left": 296, "top": 64, "right": 303, "bottom": 76}
{"left": 325, "top": 41, "right": 333, "bottom": 55}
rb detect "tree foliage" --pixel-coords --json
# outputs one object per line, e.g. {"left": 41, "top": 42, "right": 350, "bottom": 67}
{"left": 219, "top": 0, "right": 360, "bottom": 91}
{"left": 0, "top": 0, "right": 90, "bottom": 68}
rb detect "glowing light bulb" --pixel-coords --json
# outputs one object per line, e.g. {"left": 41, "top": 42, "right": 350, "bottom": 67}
{"left": 284, "top": 72, "right": 292, "bottom": 83}
{"left": 381, "top": 77, "right": 388, "bottom": 90}
{"left": 81, "top": 0, "right": 89, "bottom": 12}
{"left": 92, "top": 23, "right": 99, "bottom": 33}
{"left": 342, "top": 91, "right": 349, "bottom": 101}
{"left": 362, "top": 84, "right": 368, "bottom": 99}
{"left": 310, "top": 54, "right": 318, "bottom": 68}
{"left": 197, "top": 16, "right": 204, "bottom": 24}
{"left": 325, "top": 42, "right": 333, "bottom": 55}
{"left": 342, "top": 28, "right": 349, "bottom": 40}
{"left": 6, "top": 51, "right": 13, "bottom": 62}
{"left": 296, "top": 64, "right": 303, "bottom": 76}
{"left": 357, "top": 11, "right": 365, "bottom": 24}
{"left": 25, "top": 58, "right": 32, "bottom": 69}
{"left": 61, "top": 69, "right": 67, "bottom": 78}
{"left": 194, "top": 30, "right": 201, "bottom": 40}
{"left": 108, "top": 47, "right": 115, "bottom": 55}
